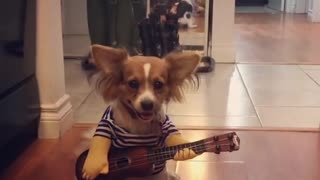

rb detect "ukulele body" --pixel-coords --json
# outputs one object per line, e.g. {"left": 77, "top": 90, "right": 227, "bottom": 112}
{"left": 75, "top": 132, "right": 241, "bottom": 180}
{"left": 75, "top": 147, "right": 157, "bottom": 180}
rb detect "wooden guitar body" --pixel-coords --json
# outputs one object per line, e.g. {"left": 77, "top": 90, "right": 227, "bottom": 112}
{"left": 75, "top": 147, "right": 155, "bottom": 180}
{"left": 75, "top": 132, "right": 240, "bottom": 180}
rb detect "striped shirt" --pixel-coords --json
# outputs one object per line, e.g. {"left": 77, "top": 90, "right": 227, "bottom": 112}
{"left": 94, "top": 106, "right": 180, "bottom": 174}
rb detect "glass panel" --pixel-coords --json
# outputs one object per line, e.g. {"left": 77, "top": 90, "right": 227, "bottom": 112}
{"left": 61, "top": 0, "right": 208, "bottom": 58}
{"left": 147, "top": 0, "right": 207, "bottom": 55}
{"left": 62, "top": 0, "right": 212, "bottom": 73}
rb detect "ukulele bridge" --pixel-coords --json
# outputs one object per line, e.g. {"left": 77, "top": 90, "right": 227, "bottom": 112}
{"left": 116, "top": 157, "right": 132, "bottom": 168}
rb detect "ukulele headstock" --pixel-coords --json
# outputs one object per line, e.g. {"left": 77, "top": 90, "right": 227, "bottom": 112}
{"left": 204, "top": 132, "right": 240, "bottom": 154}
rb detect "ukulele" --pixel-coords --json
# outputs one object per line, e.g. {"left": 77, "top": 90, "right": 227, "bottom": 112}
{"left": 75, "top": 132, "right": 240, "bottom": 180}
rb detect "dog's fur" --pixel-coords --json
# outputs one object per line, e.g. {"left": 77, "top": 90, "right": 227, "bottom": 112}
{"left": 77, "top": 45, "right": 201, "bottom": 180}
{"left": 92, "top": 45, "right": 199, "bottom": 135}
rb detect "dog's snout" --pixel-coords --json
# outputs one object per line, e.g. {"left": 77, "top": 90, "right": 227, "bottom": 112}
{"left": 141, "top": 99, "right": 154, "bottom": 111}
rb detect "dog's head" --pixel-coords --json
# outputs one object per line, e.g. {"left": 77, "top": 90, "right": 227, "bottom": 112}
{"left": 92, "top": 45, "right": 200, "bottom": 122}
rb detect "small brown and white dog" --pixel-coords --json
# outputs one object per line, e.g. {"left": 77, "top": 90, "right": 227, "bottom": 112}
{"left": 78, "top": 45, "right": 201, "bottom": 180}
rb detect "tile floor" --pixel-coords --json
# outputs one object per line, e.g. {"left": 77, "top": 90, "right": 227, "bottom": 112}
{"left": 65, "top": 60, "right": 320, "bottom": 130}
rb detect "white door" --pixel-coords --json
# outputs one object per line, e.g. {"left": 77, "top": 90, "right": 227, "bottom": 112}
{"left": 267, "top": 0, "right": 285, "bottom": 11}
{"left": 295, "top": 0, "right": 308, "bottom": 13}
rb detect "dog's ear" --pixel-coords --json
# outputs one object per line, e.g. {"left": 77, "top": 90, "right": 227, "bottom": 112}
{"left": 91, "top": 45, "right": 128, "bottom": 101}
{"left": 91, "top": 44, "right": 128, "bottom": 73}
{"left": 164, "top": 52, "right": 200, "bottom": 101}
{"left": 165, "top": 52, "right": 200, "bottom": 84}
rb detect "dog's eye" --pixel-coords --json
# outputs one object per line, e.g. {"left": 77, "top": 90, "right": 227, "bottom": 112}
{"left": 128, "top": 80, "right": 139, "bottom": 89}
{"left": 154, "top": 81, "right": 163, "bottom": 90}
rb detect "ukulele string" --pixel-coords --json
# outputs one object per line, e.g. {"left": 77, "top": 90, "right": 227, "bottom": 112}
{"left": 107, "top": 142, "right": 233, "bottom": 172}
{"left": 108, "top": 137, "right": 231, "bottom": 164}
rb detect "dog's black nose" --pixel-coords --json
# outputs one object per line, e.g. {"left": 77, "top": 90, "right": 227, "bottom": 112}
{"left": 141, "top": 100, "right": 154, "bottom": 111}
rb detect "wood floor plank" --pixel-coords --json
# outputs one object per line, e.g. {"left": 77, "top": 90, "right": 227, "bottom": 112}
{"left": 1, "top": 128, "right": 319, "bottom": 180}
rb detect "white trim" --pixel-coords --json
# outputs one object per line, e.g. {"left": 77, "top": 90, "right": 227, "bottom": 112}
{"left": 40, "top": 94, "right": 71, "bottom": 113}
{"left": 282, "top": 0, "right": 286, "bottom": 11}
{"left": 285, "top": 0, "right": 296, "bottom": 13}
{"left": 146, "top": 0, "right": 150, "bottom": 18}
{"left": 313, "top": 0, "right": 320, "bottom": 22}
{"left": 38, "top": 94, "right": 74, "bottom": 139}
{"left": 308, "top": 0, "right": 320, "bottom": 22}
{"left": 210, "top": 0, "right": 235, "bottom": 63}
{"left": 204, "top": 0, "right": 210, "bottom": 56}
{"left": 211, "top": 43, "right": 236, "bottom": 63}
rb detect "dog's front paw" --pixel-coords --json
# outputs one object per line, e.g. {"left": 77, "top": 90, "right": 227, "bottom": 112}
{"left": 173, "top": 148, "right": 197, "bottom": 161}
{"left": 82, "top": 154, "right": 109, "bottom": 180}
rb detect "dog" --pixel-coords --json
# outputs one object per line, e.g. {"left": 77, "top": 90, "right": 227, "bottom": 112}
{"left": 174, "top": 0, "right": 198, "bottom": 28}
{"left": 79, "top": 45, "right": 201, "bottom": 180}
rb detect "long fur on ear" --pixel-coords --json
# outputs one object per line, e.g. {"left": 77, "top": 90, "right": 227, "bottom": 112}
{"left": 165, "top": 52, "right": 201, "bottom": 102}
{"left": 91, "top": 44, "right": 128, "bottom": 102}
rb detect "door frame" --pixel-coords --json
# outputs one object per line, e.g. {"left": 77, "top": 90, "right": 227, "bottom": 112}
{"left": 309, "top": 0, "right": 320, "bottom": 22}
{"left": 267, "top": 0, "right": 286, "bottom": 11}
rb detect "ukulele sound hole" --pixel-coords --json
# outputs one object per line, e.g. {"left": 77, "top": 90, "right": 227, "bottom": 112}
{"left": 116, "top": 157, "right": 130, "bottom": 168}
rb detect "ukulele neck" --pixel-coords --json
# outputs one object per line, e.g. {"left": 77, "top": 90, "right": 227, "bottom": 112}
{"left": 149, "top": 132, "right": 240, "bottom": 163}
{"left": 150, "top": 139, "right": 207, "bottom": 162}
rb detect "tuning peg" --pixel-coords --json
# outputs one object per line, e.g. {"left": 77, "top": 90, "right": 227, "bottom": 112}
{"left": 213, "top": 136, "right": 219, "bottom": 141}
{"left": 215, "top": 144, "right": 221, "bottom": 154}
{"left": 229, "top": 143, "right": 235, "bottom": 152}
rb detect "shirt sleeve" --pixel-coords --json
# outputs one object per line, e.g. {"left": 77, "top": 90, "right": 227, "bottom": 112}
{"left": 93, "top": 119, "right": 114, "bottom": 139}
{"left": 162, "top": 115, "right": 180, "bottom": 139}
{"left": 93, "top": 108, "right": 114, "bottom": 139}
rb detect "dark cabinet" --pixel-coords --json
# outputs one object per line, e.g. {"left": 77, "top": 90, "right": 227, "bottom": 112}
{"left": 0, "top": 0, "right": 40, "bottom": 173}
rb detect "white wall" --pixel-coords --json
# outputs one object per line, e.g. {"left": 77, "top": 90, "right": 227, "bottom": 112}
{"left": 62, "top": 0, "right": 89, "bottom": 35}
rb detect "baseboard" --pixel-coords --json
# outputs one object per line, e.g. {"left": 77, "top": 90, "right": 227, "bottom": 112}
{"left": 211, "top": 43, "right": 236, "bottom": 63}
{"left": 38, "top": 94, "right": 74, "bottom": 139}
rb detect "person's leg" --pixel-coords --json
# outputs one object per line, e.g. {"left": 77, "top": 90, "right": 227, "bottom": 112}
{"left": 115, "top": 0, "right": 146, "bottom": 55}
{"left": 87, "top": 0, "right": 110, "bottom": 45}
{"left": 83, "top": 0, "right": 111, "bottom": 70}
{"left": 115, "top": 0, "right": 135, "bottom": 53}
{"left": 131, "top": 0, "right": 147, "bottom": 55}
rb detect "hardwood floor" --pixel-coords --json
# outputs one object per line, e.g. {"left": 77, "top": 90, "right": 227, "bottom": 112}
{"left": 235, "top": 13, "right": 320, "bottom": 64}
{"left": 179, "top": 13, "right": 320, "bottom": 64}
{"left": 1, "top": 127, "right": 320, "bottom": 180}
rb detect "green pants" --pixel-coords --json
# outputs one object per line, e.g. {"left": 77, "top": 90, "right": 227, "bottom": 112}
{"left": 86, "top": 0, "right": 146, "bottom": 54}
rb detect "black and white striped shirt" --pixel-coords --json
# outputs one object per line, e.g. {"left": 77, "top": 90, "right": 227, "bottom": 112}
{"left": 94, "top": 106, "right": 180, "bottom": 174}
